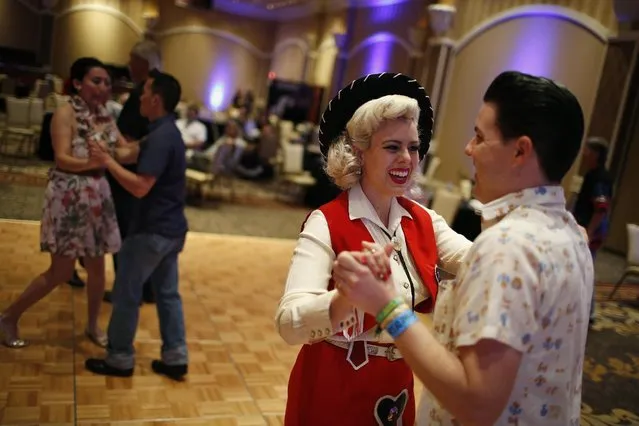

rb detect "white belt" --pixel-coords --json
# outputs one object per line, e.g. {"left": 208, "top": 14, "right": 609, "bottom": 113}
{"left": 326, "top": 339, "right": 403, "bottom": 361}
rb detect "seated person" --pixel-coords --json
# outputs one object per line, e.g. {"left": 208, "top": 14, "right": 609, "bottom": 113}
{"left": 235, "top": 141, "right": 274, "bottom": 181}
{"left": 257, "top": 123, "right": 279, "bottom": 162}
{"left": 176, "top": 103, "right": 208, "bottom": 159}
{"left": 237, "top": 105, "right": 259, "bottom": 140}
{"left": 189, "top": 120, "right": 246, "bottom": 174}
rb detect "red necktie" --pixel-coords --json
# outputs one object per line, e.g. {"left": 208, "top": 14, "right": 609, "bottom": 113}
{"left": 347, "top": 341, "right": 369, "bottom": 370}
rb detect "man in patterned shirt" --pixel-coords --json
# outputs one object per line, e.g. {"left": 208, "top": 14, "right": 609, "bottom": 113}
{"left": 334, "top": 71, "right": 592, "bottom": 425}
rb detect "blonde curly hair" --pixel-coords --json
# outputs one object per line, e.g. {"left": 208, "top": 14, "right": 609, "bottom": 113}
{"left": 324, "top": 94, "right": 420, "bottom": 190}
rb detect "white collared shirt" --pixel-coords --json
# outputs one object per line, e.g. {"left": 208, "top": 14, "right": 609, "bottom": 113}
{"left": 417, "top": 185, "right": 592, "bottom": 425}
{"left": 176, "top": 118, "right": 208, "bottom": 158}
{"left": 275, "top": 183, "right": 471, "bottom": 345}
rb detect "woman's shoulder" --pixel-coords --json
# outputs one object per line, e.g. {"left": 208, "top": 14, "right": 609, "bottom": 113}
{"left": 51, "top": 102, "right": 75, "bottom": 125}
{"left": 398, "top": 196, "right": 435, "bottom": 218}
{"left": 54, "top": 101, "right": 74, "bottom": 115}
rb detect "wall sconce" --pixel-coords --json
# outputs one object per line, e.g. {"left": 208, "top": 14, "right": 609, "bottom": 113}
{"left": 427, "top": 3, "right": 457, "bottom": 37}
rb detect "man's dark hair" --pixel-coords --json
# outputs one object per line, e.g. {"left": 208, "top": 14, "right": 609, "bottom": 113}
{"left": 483, "top": 71, "right": 584, "bottom": 182}
{"left": 585, "top": 136, "right": 609, "bottom": 167}
{"left": 149, "top": 69, "right": 181, "bottom": 113}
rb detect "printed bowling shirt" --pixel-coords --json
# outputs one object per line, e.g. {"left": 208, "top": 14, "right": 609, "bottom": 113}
{"left": 417, "top": 185, "right": 593, "bottom": 426}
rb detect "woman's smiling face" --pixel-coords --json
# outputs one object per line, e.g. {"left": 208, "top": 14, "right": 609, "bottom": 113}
{"left": 360, "top": 118, "right": 420, "bottom": 198}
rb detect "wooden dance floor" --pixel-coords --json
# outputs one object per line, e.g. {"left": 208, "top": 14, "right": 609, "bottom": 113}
{"left": 0, "top": 219, "right": 302, "bottom": 425}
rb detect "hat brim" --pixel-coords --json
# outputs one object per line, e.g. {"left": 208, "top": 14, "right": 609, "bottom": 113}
{"left": 318, "top": 73, "right": 433, "bottom": 159}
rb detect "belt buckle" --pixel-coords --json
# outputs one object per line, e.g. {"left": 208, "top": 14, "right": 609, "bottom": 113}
{"left": 386, "top": 345, "right": 398, "bottom": 361}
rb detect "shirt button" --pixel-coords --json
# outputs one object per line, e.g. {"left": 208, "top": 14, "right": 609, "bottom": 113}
{"left": 325, "top": 328, "right": 331, "bottom": 335}
{"left": 317, "top": 329, "right": 322, "bottom": 337}
{"left": 339, "top": 321, "right": 344, "bottom": 328}
{"left": 311, "top": 330, "right": 316, "bottom": 338}
{"left": 403, "top": 282, "right": 409, "bottom": 289}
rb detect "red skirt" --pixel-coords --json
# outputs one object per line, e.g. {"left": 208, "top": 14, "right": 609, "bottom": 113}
{"left": 285, "top": 341, "right": 415, "bottom": 426}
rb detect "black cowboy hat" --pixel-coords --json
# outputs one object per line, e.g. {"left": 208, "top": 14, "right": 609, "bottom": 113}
{"left": 318, "top": 72, "right": 434, "bottom": 159}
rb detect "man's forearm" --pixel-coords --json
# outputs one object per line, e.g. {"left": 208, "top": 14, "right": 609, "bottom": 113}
{"left": 105, "top": 157, "right": 146, "bottom": 198}
{"left": 115, "top": 145, "right": 140, "bottom": 165}
{"left": 394, "top": 322, "right": 481, "bottom": 423}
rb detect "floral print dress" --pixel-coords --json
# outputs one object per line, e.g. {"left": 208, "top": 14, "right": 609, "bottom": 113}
{"left": 40, "top": 96, "right": 122, "bottom": 258}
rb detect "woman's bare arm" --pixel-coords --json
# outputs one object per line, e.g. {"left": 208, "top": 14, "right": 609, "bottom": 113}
{"left": 52, "top": 104, "right": 103, "bottom": 172}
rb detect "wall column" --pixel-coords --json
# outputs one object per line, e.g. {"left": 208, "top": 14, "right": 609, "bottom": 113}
{"left": 327, "top": 7, "right": 357, "bottom": 99}
{"left": 303, "top": 33, "right": 318, "bottom": 84}
{"left": 328, "top": 33, "right": 349, "bottom": 98}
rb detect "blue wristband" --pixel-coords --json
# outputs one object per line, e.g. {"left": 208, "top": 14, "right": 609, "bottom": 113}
{"left": 385, "top": 309, "right": 418, "bottom": 339}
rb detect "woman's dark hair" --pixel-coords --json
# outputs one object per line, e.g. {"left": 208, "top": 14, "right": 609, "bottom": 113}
{"left": 69, "top": 57, "right": 106, "bottom": 94}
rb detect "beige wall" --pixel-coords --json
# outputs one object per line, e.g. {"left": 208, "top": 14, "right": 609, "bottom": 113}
{"left": 51, "top": 10, "right": 142, "bottom": 76}
{"left": 42, "top": 0, "right": 429, "bottom": 109}
{"left": 433, "top": 12, "right": 609, "bottom": 192}
{"left": 270, "top": 17, "right": 316, "bottom": 83}
{"left": 341, "top": 1, "right": 426, "bottom": 84}
{"left": 451, "top": 0, "right": 618, "bottom": 38}
{"left": 0, "top": 1, "right": 41, "bottom": 53}
{"left": 50, "top": 0, "right": 277, "bottom": 110}
{"left": 155, "top": 0, "right": 276, "bottom": 108}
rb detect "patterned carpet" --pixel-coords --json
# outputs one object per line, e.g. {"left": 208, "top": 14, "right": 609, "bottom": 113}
{"left": 583, "top": 283, "right": 639, "bottom": 425}
{"left": 1, "top": 157, "right": 638, "bottom": 424}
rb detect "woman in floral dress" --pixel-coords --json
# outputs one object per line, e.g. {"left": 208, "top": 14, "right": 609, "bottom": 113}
{"left": 0, "top": 57, "right": 128, "bottom": 348}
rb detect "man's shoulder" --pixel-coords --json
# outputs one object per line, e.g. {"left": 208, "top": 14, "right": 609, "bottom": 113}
{"left": 478, "top": 214, "right": 539, "bottom": 240}
{"left": 471, "top": 215, "right": 544, "bottom": 257}
{"left": 475, "top": 209, "right": 583, "bottom": 257}
{"left": 148, "top": 120, "right": 181, "bottom": 143}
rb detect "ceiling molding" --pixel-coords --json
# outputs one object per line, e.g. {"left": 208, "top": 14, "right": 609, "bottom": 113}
{"left": 155, "top": 26, "right": 272, "bottom": 59}
{"left": 455, "top": 4, "right": 611, "bottom": 53}
{"left": 55, "top": 4, "right": 144, "bottom": 36}
{"left": 273, "top": 37, "right": 310, "bottom": 55}
{"left": 348, "top": 32, "right": 421, "bottom": 58}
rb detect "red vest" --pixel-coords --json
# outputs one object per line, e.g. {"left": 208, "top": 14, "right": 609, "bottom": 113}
{"left": 306, "top": 191, "right": 440, "bottom": 334}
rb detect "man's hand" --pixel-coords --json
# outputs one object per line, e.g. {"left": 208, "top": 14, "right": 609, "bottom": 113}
{"left": 88, "top": 140, "right": 112, "bottom": 167}
{"left": 333, "top": 242, "right": 397, "bottom": 316}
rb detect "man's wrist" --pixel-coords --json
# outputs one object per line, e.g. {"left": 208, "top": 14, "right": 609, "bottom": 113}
{"left": 105, "top": 156, "right": 119, "bottom": 169}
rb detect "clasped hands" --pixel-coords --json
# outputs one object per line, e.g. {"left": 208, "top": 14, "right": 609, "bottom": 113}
{"left": 87, "top": 139, "right": 112, "bottom": 167}
{"left": 332, "top": 241, "right": 400, "bottom": 316}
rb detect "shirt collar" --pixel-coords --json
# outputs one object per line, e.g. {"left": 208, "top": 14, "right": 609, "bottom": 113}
{"left": 348, "top": 183, "right": 412, "bottom": 233}
{"left": 149, "top": 114, "right": 173, "bottom": 132}
{"left": 480, "top": 185, "right": 566, "bottom": 222}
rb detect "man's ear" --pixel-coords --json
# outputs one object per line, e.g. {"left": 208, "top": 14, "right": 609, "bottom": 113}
{"left": 514, "top": 136, "right": 533, "bottom": 160}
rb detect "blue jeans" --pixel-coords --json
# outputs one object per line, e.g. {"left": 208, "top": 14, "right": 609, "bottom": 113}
{"left": 106, "top": 233, "right": 188, "bottom": 370}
